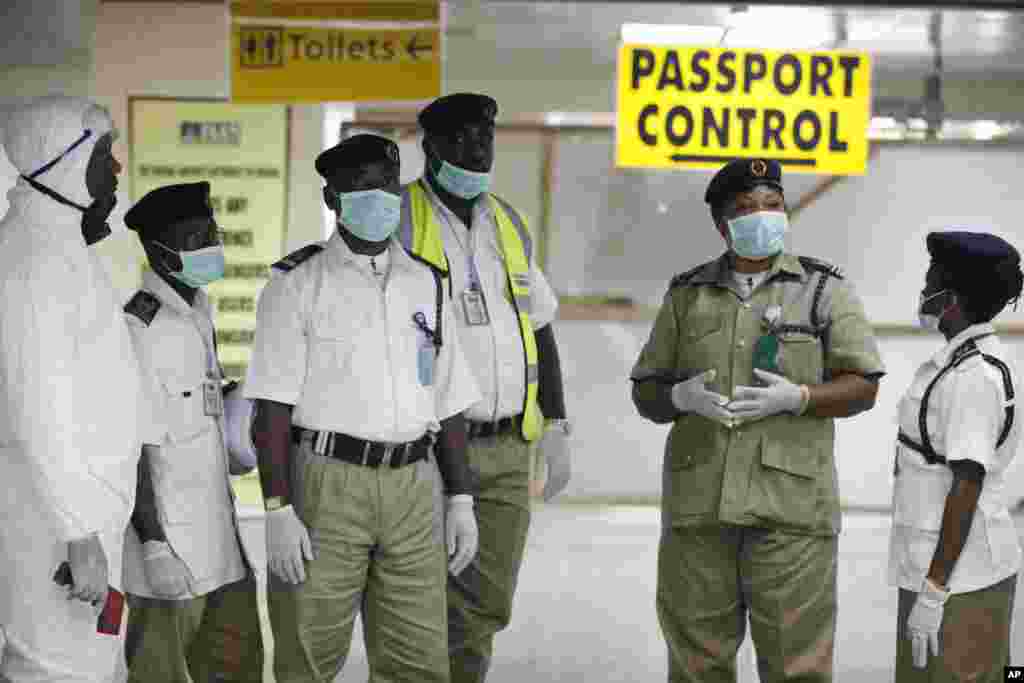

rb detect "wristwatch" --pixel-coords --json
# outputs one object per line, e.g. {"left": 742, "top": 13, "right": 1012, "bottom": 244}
{"left": 264, "top": 495, "right": 287, "bottom": 512}
{"left": 547, "top": 418, "right": 572, "bottom": 436}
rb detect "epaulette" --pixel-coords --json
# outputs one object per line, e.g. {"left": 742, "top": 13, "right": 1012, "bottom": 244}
{"left": 798, "top": 256, "right": 844, "bottom": 280}
{"left": 669, "top": 263, "right": 706, "bottom": 289}
{"left": 271, "top": 243, "right": 325, "bottom": 274}
{"left": 124, "top": 290, "right": 161, "bottom": 326}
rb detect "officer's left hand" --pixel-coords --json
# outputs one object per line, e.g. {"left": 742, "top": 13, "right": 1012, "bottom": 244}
{"left": 730, "top": 369, "right": 805, "bottom": 423}
{"left": 446, "top": 495, "right": 478, "bottom": 576}
{"left": 540, "top": 427, "right": 571, "bottom": 502}
{"left": 907, "top": 578, "right": 948, "bottom": 669}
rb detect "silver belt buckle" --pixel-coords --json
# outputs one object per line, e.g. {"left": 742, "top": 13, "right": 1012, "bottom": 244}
{"left": 381, "top": 444, "right": 395, "bottom": 467}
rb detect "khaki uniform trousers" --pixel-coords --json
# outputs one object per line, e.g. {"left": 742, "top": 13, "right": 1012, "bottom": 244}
{"left": 447, "top": 431, "right": 532, "bottom": 683}
{"left": 658, "top": 525, "right": 838, "bottom": 683}
{"left": 124, "top": 576, "right": 263, "bottom": 683}
{"left": 269, "top": 441, "right": 449, "bottom": 683}
{"left": 895, "top": 573, "right": 1015, "bottom": 682}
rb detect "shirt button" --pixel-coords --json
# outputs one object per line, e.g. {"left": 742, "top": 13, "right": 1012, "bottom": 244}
{"left": 737, "top": 339, "right": 745, "bottom": 348}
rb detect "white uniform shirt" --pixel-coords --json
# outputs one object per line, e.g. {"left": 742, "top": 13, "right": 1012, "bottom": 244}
{"left": 889, "top": 323, "right": 1022, "bottom": 594}
{"left": 422, "top": 182, "right": 559, "bottom": 422}
{"left": 122, "top": 270, "right": 248, "bottom": 599}
{"left": 245, "top": 232, "right": 480, "bottom": 443}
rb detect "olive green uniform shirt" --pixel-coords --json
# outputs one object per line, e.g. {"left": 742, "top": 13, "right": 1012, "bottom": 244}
{"left": 631, "top": 252, "right": 885, "bottom": 536}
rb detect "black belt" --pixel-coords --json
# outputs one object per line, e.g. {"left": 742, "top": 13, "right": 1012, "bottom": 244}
{"left": 292, "top": 427, "right": 432, "bottom": 468}
{"left": 897, "top": 430, "right": 947, "bottom": 466}
{"left": 466, "top": 415, "right": 521, "bottom": 441}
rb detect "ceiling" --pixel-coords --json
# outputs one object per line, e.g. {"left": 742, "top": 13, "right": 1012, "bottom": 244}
{"left": 446, "top": 2, "right": 1024, "bottom": 75}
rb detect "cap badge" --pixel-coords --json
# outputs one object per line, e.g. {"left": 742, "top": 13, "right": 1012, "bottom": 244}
{"left": 751, "top": 159, "right": 768, "bottom": 177}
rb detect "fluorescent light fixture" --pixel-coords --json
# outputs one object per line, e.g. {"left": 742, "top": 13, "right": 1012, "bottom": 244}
{"left": 970, "top": 120, "right": 1002, "bottom": 141}
{"left": 870, "top": 117, "right": 898, "bottom": 128}
{"left": 722, "top": 7, "right": 834, "bottom": 49}
{"left": 620, "top": 23, "right": 725, "bottom": 46}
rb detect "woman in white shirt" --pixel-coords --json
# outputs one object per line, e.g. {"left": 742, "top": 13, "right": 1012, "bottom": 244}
{"left": 891, "top": 230, "right": 1024, "bottom": 680}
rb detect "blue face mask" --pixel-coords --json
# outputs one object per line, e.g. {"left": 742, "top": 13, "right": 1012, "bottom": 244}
{"left": 154, "top": 241, "right": 225, "bottom": 288}
{"left": 435, "top": 160, "right": 491, "bottom": 200}
{"left": 337, "top": 189, "right": 401, "bottom": 243}
{"left": 727, "top": 211, "right": 788, "bottom": 260}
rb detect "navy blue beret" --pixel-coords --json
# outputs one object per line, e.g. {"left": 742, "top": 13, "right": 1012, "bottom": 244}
{"left": 418, "top": 93, "right": 497, "bottom": 136}
{"left": 125, "top": 182, "right": 212, "bottom": 235}
{"left": 704, "top": 158, "right": 784, "bottom": 209}
{"left": 928, "top": 230, "right": 1023, "bottom": 304}
{"left": 315, "top": 134, "right": 399, "bottom": 180}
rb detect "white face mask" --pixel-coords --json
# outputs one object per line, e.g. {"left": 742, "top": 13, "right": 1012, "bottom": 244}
{"left": 917, "top": 289, "right": 951, "bottom": 331}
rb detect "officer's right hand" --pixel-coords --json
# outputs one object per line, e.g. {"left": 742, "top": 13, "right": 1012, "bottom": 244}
{"left": 670, "top": 369, "right": 735, "bottom": 428}
{"left": 142, "top": 540, "right": 190, "bottom": 598}
{"left": 266, "top": 505, "right": 315, "bottom": 584}
{"left": 67, "top": 532, "right": 109, "bottom": 609}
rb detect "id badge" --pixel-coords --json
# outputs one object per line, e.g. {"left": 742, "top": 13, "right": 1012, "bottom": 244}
{"left": 418, "top": 341, "right": 436, "bottom": 387}
{"left": 461, "top": 289, "right": 490, "bottom": 326}
{"left": 752, "top": 333, "right": 781, "bottom": 376}
{"left": 203, "top": 379, "right": 224, "bottom": 417}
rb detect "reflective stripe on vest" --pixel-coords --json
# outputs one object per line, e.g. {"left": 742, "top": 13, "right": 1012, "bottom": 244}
{"left": 398, "top": 179, "right": 542, "bottom": 442}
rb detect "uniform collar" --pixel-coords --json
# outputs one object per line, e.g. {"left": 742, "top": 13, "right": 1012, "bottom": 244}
{"left": 142, "top": 268, "right": 209, "bottom": 316}
{"left": 327, "top": 229, "right": 414, "bottom": 272}
{"left": 932, "top": 322, "right": 996, "bottom": 367}
{"left": 690, "top": 251, "right": 805, "bottom": 286}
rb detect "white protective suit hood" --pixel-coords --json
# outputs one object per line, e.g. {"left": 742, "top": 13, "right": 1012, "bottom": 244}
{"left": 2, "top": 95, "right": 115, "bottom": 245}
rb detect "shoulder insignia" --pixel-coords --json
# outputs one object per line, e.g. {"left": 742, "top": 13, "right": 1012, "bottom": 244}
{"left": 272, "top": 243, "right": 325, "bottom": 273}
{"left": 798, "top": 256, "right": 844, "bottom": 280}
{"left": 669, "top": 263, "right": 707, "bottom": 289}
{"left": 124, "top": 290, "right": 161, "bottom": 326}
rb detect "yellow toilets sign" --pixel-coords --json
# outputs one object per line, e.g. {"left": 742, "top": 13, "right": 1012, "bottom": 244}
{"left": 616, "top": 45, "right": 872, "bottom": 175}
{"left": 230, "top": 2, "right": 441, "bottom": 103}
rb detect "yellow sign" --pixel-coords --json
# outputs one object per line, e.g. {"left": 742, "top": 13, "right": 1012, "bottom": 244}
{"left": 617, "top": 45, "right": 872, "bottom": 175}
{"left": 230, "top": 23, "right": 441, "bottom": 102}
{"left": 129, "top": 99, "right": 288, "bottom": 380}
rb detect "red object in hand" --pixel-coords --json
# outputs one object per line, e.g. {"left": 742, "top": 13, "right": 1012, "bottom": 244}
{"left": 53, "top": 562, "right": 125, "bottom": 636}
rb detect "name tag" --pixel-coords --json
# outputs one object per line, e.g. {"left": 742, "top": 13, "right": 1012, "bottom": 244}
{"left": 203, "top": 379, "right": 224, "bottom": 417}
{"left": 462, "top": 289, "right": 490, "bottom": 326}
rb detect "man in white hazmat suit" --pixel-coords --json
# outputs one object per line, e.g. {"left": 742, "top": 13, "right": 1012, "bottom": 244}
{"left": 0, "top": 96, "right": 155, "bottom": 682}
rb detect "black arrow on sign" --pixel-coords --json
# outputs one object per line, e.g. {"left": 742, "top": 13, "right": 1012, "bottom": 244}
{"left": 406, "top": 33, "right": 433, "bottom": 60}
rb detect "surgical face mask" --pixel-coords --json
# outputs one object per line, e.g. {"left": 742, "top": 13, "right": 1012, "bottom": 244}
{"left": 337, "top": 189, "right": 401, "bottom": 243}
{"left": 20, "top": 129, "right": 115, "bottom": 245}
{"left": 154, "top": 241, "right": 226, "bottom": 288}
{"left": 917, "top": 289, "right": 951, "bottom": 331}
{"left": 726, "top": 211, "right": 788, "bottom": 260}
{"left": 435, "top": 160, "right": 491, "bottom": 200}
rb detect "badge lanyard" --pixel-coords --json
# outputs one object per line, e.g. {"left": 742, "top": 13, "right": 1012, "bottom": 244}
{"left": 192, "top": 299, "right": 224, "bottom": 417}
{"left": 439, "top": 205, "right": 491, "bottom": 326}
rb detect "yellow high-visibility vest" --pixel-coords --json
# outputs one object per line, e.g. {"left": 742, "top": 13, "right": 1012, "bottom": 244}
{"left": 398, "top": 179, "right": 542, "bottom": 442}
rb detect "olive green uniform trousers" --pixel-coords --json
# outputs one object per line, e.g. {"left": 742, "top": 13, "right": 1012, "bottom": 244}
{"left": 124, "top": 577, "right": 263, "bottom": 683}
{"left": 269, "top": 440, "right": 449, "bottom": 683}
{"left": 895, "top": 574, "right": 1015, "bottom": 682}
{"left": 447, "top": 431, "right": 532, "bottom": 683}
{"left": 658, "top": 525, "right": 838, "bottom": 683}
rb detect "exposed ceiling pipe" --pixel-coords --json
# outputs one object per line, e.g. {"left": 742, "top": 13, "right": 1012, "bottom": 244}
{"left": 923, "top": 10, "right": 944, "bottom": 140}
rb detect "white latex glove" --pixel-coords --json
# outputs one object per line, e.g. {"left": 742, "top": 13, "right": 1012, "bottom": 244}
{"left": 67, "top": 533, "right": 109, "bottom": 609}
{"left": 266, "top": 505, "right": 314, "bottom": 584}
{"left": 671, "top": 369, "right": 735, "bottom": 428}
{"left": 142, "top": 540, "right": 191, "bottom": 598}
{"left": 540, "top": 427, "right": 571, "bottom": 502}
{"left": 446, "top": 495, "right": 478, "bottom": 576}
{"left": 907, "top": 578, "right": 948, "bottom": 669}
{"left": 729, "top": 369, "right": 806, "bottom": 423}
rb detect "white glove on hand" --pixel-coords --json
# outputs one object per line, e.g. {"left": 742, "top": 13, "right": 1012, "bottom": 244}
{"left": 67, "top": 533, "right": 109, "bottom": 609}
{"left": 671, "top": 369, "right": 735, "bottom": 428}
{"left": 907, "top": 577, "right": 948, "bottom": 669}
{"left": 730, "top": 369, "right": 806, "bottom": 424}
{"left": 446, "top": 495, "right": 478, "bottom": 576}
{"left": 142, "top": 540, "right": 191, "bottom": 598}
{"left": 540, "top": 427, "right": 571, "bottom": 502}
{"left": 266, "top": 505, "right": 314, "bottom": 584}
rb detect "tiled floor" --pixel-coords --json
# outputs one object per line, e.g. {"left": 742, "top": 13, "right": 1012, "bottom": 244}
{"left": 238, "top": 504, "right": 1024, "bottom": 682}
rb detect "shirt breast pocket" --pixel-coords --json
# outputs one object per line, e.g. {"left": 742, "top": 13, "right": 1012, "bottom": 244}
{"left": 159, "top": 376, "right": 212, "bottom": 445}
{"left": 309, "top": 312, "right": 356, "bottom": 376}
{"left": 677, "top": 314, "right": 724, "bottom": 373}
{"left": 777, "top": 331, "right": 824, "bottom": 385}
